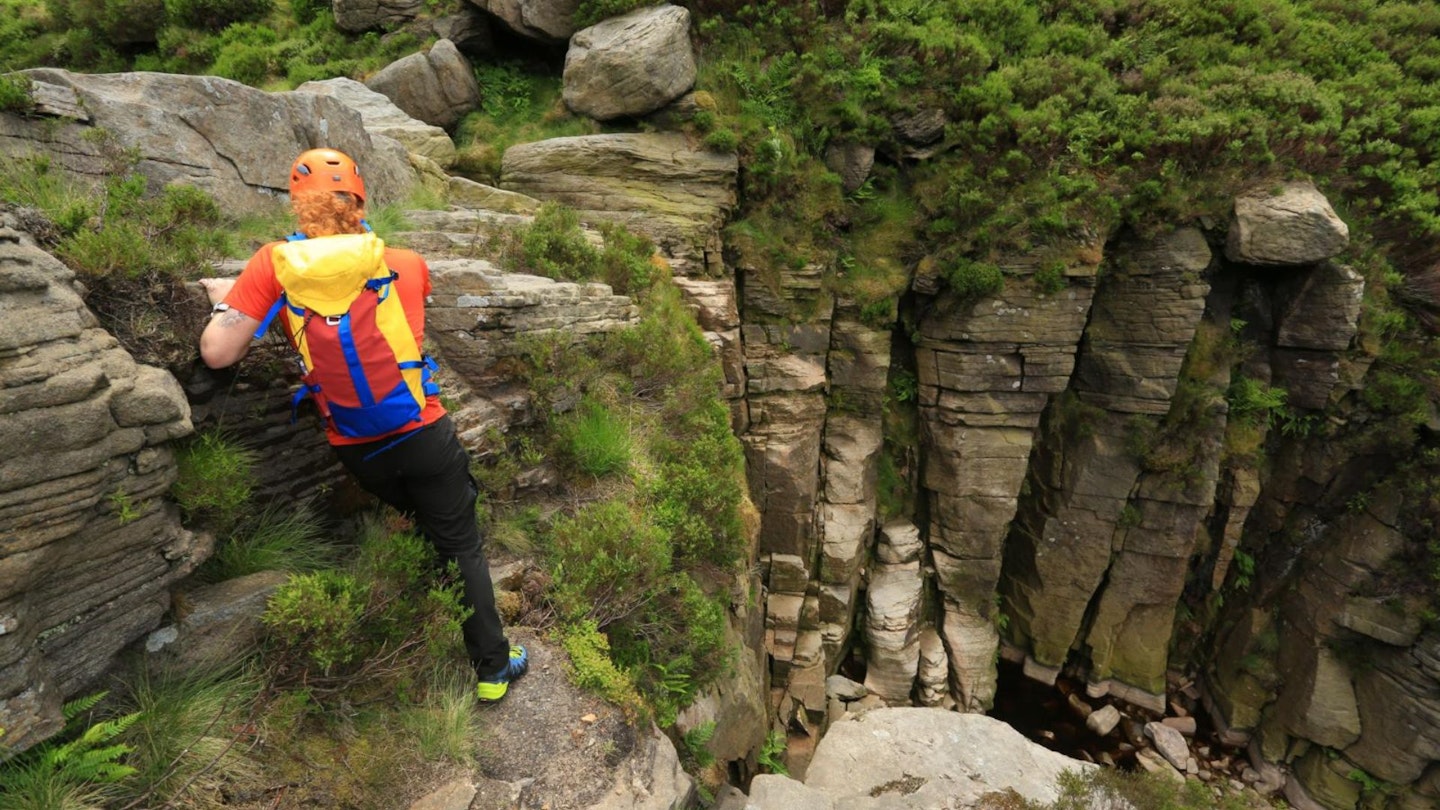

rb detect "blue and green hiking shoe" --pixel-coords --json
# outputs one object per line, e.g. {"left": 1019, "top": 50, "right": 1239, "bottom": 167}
{"left": 476, "top": 644, "right": 528, "bottom": 702}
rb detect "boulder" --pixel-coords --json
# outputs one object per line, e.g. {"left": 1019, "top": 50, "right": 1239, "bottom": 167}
{"left": 1087, "top": 705, "right": 1122, "bottom": 736}
{"left": 1145, "top": 721, "right": 1190, "bottom": 771}
{"left": 143, "top": 570, "right": 290, "bottom": 674}
{"left": 794, "top": 709, "right": 1094, "bottom": 808}
{"left": 892, "top": 108, "right": 947, "bottom": 145}
{"left": 296, "top": 78, "right": 458, "bottom": 167}
{"left": 876, "top": 519, "right": 923, "bottom": 565}
{"left": 469, "top": 0, "right": 582, "bottom": 43}
{"left": 4, "top": 69, "right": 418, "bottom": 212}
{"left": 746, "top": 774, "right": 833, "bottom": 810}
{"left": 333, "top": 0, "right": 425, "bottom": 32}
{"left": 563, "top": 5, "right": 696, "bottom": 122}
{"left": 824, "top": 141, "right": 874, "bottom": 194}
{"left": 1225, "top": 180, "right": 1350, "bottom": 266}
{"left": 409, "top": 6, "right": 494, "bottom": 56}
{"left": 423, "top": 258, "right": 639, "bottom": 385}
{"left": 447, "top": 176, "right": 541, "bottom": 213}
{"left": 366, "top": 39, "right": 481, "bottom": 130}
{"left": 0, "top": 215, "right": 199, "bottom": 751}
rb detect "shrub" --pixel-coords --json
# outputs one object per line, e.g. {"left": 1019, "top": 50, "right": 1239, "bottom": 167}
{"left": 261, "top": 523, "right": 470, "bottom": 688}
{"left": 545, "top": 499, "right": 672, "bottom": 625}
{"left": 609, "top": 573, "right": 728, "bottom": 725}
{"left": 171, "top": 431, "right": 256, "bottom": 532}
{"left": 556, "top": 396, "right": 632, "bottom": 477}
{"left": 997, "top": 766, "right": 1254, "bottom": 809}
{"left": 703, "top": 126, "right": 740, "bottom": 152}
{"left": 288, "top": 0, "right": 328, "bottom": 25}
{"left": 645, "top": 399, "right": 746, "bottom": 568}
{"left": 0, "top": 73, "right": 33, "bottom": 113}
{"left": 164, "top": 0, "right": 272, "bottom": 31}
{"left": 46, "top": 0, "right": 166, "bottom": 46}
{"left": 562, "top": 620, "right": 646, "bottom": 717}
{"left": 507, "top": 202, "right": 599, "bottom": 280}
{"left": 597, "top": 220, "right": 658, "bottom": 296}
{"left": 1033, "top": 260, "right": 1066, "bottom": 294}
{"left": 943, "top": 257, "right": 1005, "bottom": 299}
{"left": 263, "top": 569, "right": 371, "bottom": 674}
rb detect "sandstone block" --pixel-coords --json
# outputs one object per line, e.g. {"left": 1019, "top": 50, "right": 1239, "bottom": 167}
{"left": 564, "top": 6, "right": 696, "bottom": 121}
{"left": 1226, "top": 180, "right": 1349, "bottom": 266}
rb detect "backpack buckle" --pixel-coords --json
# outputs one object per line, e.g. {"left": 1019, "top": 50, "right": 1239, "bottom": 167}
{"left": 325, "top": 315, "right": 343, "bottom": 326}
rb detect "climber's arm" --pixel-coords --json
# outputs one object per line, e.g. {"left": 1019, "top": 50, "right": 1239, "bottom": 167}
{"left": 200, "top": 305, "right": 262, "bottom": 369}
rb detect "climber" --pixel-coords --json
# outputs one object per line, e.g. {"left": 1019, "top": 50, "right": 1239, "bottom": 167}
{"left": 197, "top": 147, "right": 528, "bottom": 702}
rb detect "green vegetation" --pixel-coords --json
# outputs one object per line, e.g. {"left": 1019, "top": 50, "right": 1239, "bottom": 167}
{"left": 757, "top": 729, "right": 788, "bottom": 776}
{"left": 0, "top": 692, "right": 138, "bottom": 810}
{"left": 455, "top": 64, "right": 598, "bottom": 185}
{"left": 574, "top": 0, "right": 658, "bottom": 29}
{"left": 976, "top": 766, "right": 1258, "bottom": 809}
{"left": 171, "top": 430, "right": 257, "bottom": 532}
{"left": 493, "top": 208, "right": 745, "bottom": 722}
{"left": 0, "top": 72, "right": 32, "bottom": 113}
{"left": 695, "top": 0, "right": 1440, "bottom": 310}
{"left": 196, "top": 498, "right": 338, "bottom": 582}
{"left": 0, "top": 0, "right": 416, "bottom": 83}
{"left": 9, "top": 0, "right": 1440, "bottom": 797}
{"left": 561, "top": 620, "right": 647, "bottom": 718}
{"left": 261, "top": 519, "right": 468, "bottom": 685}
{"left": 112, "top": 667, "right": 262, "bottom": 808}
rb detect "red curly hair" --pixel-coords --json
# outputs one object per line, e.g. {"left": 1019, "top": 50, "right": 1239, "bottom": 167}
{"left": 292, "top": 190, "right": 366, "bottom": 237}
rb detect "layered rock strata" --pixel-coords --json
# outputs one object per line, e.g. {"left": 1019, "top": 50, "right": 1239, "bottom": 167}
{"left": 1002, "top": 228, "right": 1214, "bottom": 709}
{"left": 915, "top": 253, "right": 1099, "bottom": 710}
{"left": 0, "top": 214, "right": 198, "bottom": 750}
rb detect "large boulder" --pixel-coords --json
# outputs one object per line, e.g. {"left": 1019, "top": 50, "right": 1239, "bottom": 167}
{"left": 416, "top": 6, "right": 494, "bottom": 56}
{"left": 468, "top": 0, "right": 581, "bottom": 43}
{"left": 2, "top": 69, "right": 417, "bottom": 213}
{"left": 333, "top": 0, "right": 425, "bottom": 32}
{"left": 563, "top": 5, "right": 696, "bottom": 122}
{"left": 743, "top": 708, "right": 1094, "bottom": 809}
{"left": 365, "top": 39, "right": 481, "bottom": 131}
{"left": 0, "top": 212, "right": 200, "bottom": 751}
{"left": 1225, "top": 180, "right": 1350, "bottom": 266}
{"left": 296, "top": 78, "right": 458, "bottom": 168}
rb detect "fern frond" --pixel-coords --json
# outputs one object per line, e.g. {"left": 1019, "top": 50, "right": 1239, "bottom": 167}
{"left": 65, "top": 744, "right": 136, "bottom": 783}
{"left": 61, "top": 692, "right": 108, "bottom": 722}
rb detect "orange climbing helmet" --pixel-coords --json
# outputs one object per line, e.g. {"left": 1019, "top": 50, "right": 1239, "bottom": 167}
{"left": 289, "top": 148, "right": 365, "bottom": 203}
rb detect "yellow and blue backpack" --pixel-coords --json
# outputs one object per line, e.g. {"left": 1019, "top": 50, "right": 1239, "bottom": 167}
{"left": 254, "top": 231, "right": 439, "bottom": 439}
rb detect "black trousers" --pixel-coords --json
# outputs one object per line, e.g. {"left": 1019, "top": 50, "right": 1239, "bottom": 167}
{"left": 332, "top": 414, "right": 511, "bottom": 676}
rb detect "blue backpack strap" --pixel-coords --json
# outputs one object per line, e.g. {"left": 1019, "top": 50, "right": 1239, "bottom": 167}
{"left": 255, "top": 232, "right": 307, "bottom": 338}
{"left": 253, "top": 294, "right": 288, "bottom": 340}
{"left": 398, "top": 355, "right": 442, "bottom": 396}
{"left": 365, "top": 271, "right": 399, "bottom": 297}
{"left": 289, "top": 381, "right": 320, "bottom": 424}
